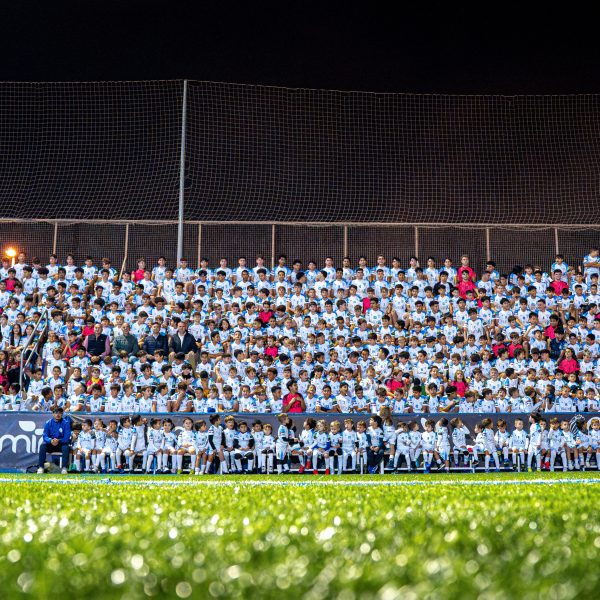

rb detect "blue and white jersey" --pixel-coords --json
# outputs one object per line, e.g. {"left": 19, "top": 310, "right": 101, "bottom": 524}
{"left": 300, "top": 428, "right": 316, "bottom": 449}
{"left": 276, "top": 424, "right": 292, "bottom": 448}
{"left": 329, "top": 431, "right": 342, "bottom": 449}
{"left": 223, "top": 427, "right": 238, "bottom": 449}
{"left": 314, "top": 431, "right": 330, "bottom": 449}
{"left": 94, "top": 429, "right": 107, "bottom": 449}
{"left": 208, "top": 424, "right": 224, "bottom": 450}
{"left": 366, "top": 427, "right": 385, "bottom": 448}
{"left": 236, "top": 431, "right": 253, "bottom": 450}
{"left": 117, "top": 426, "right": 134, "bottom": 450}
{"left": 163, "top": 431, "right": 178, "bottom": 450}
{"left": 178, "top": 429, "right": 196, "bottom": 448}
{"left": 342, "top": 429, "right": 358, "bottom": 450}
{"left": 147, "top": 428, "right": 165, "bottom": 451}
{"left": 76, "top": 430, "right": 95, "bottom": 451}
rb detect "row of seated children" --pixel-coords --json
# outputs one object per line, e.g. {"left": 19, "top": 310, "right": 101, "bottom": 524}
{"left": 66, "top": 411, "right": 600, "bottom": 474}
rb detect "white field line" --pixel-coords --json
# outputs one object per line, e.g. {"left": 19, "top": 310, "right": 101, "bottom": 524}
{"left": 0, "top": 477, "right": 599, "bottom": 488}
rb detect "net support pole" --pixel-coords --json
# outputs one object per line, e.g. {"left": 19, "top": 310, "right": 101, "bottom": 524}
{"left": 554, "top": 227, "right": 560, "bottom": 254}
{"left": 177, "top": 79, "right": 188, "bottom": 265}
{"left": 197, "top": 223, "right": 202, "bottom": 269}
{"left": 120, "top": 223, "right": 129, "bottom": 279}
{"left": 414, "top": 226, "right": 419, "bottom": 258}
{"left": 485, "top": 228, "right": 491, "bottom": 261}
{"left": 52, "top": 221, "right": 58, "bottom": 255}
{"left": 271, "top": 224, "right": 276, "bottom": 270}
{"left": 343, "top": 226, "right": 348, "bottom": 257}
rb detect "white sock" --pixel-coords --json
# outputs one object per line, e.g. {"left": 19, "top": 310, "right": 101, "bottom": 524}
{"left": 484, "top": 455, "right": 490, "bottom": 470}
{"left": 492, "top": 453, "right": 499, "bottom": 469}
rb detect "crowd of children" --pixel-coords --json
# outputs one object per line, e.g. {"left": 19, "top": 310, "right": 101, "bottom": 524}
{"left": 55, "top": 410, "right": 600, "bottom": 475}
{"left": 0, "top": 248, "right": 599, "bottom": 416}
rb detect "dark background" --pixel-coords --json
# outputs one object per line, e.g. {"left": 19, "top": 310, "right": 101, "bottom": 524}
{"left": 1, "top": 2, "right": 599, "bottom": 93}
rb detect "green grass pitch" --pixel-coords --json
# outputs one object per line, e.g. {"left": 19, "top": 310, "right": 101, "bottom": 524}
{"left": 0, "top": 473, "right": 599, "bottom": 599}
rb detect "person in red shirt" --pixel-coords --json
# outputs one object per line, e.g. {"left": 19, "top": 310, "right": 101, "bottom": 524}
{"left": 132, "top": 259, "right": 146, "bottom": 283}
{"left": 558, "top": 348, "right": 579, "bottom": 374}
{"left": 548, "top": 270, "right": 568, "bottom": 295}
{"left": 457, "top": 270, "right": 477, "bottom": 299}
{"left": 457, "top": 254, "right": 476, "bottom": 282}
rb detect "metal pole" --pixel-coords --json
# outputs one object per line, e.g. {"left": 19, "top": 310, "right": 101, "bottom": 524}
{"left": 177, "top": 79, "right": 188, "bottom": 265}
{"left": 271, "top": 224, "right": 276, "bottom": 270}
{"left": 554, "top": 227, "right": 560, "bottom": 255}
{"left": 343, "top": 225, "right": 348, "bottom": 257}
{"left": 52, "top": 221, "right": 58, "bottom": 255}
{"left": 485, "top": 228, "right": 491, "bottom": 261}
{"left": 414, "top": 226, "right": 419, "bottom": 258}
{"left": 120, "top": 223, "right": 129, "bottom": 279}
{"left": 197, "top": 223, "right": 202, "bottom": 269}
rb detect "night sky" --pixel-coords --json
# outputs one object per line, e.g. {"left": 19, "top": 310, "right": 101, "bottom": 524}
{"left": 1, "top": 2, "right": 599, "bottom": 93}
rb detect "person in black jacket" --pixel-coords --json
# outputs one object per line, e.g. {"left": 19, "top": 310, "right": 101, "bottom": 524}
{"left": 169, "top": 321, "right": 198, "bottom": 368}
{"left": 143, "top": 322, "right": 169, "bottom": 358}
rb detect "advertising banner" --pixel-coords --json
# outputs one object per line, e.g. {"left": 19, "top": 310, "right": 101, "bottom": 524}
{"left": 0, "top": 412, "right": 591, "bottom": 472}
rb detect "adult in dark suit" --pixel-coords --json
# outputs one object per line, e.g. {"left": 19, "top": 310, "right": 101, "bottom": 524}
{"left": 169, "top": 321, "right": 198, "bottom": 368}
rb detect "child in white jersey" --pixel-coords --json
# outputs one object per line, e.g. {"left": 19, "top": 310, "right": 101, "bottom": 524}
{"left": 116, "top": 416, "right": 133, "bottom": 472}
{"left": 193, "top": 420, "right": 210, "bottom": 475}
{"left": 75, "top": 419, "right": 95, "bottom": 472}
{"left": 341, "top": 418, "right": 358, "bottom": 473}
{"left": 481, "top": 418, "right": 500, "bottom": 472}
{"left": 276, "top": 413, "right": 293, "bottom": 474}
{"left": 295, "top": 417, "right": 316, "bottom": 473}
{"left": 145, "top": 418, "right": 165, "bottom": 473}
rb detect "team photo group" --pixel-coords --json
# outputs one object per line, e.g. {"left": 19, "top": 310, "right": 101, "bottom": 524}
{"left": 0, "top": 246, "right": 597, "bottom": 476}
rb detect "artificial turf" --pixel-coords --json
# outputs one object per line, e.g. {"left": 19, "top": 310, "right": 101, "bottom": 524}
{"left": 0, "top": 473, "right": 598, "bottom": 599}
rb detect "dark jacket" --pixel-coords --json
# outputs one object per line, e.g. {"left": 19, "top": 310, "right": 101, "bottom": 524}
{"left": 143, "top": 333, "right": 169, "bottom": 355}
{"left": 169, "top": 332, "right": 197, "bottom": 355}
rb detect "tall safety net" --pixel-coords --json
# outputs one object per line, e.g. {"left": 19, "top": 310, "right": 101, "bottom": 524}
{"left": 0, "top": 81, "right": 598, "bottom": 269}
{"left": 185, "top": 83, "right": 600, "bottom": 224}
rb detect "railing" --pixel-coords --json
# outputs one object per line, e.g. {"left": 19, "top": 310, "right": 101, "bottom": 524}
{"left": 18, "top": 307, "right": 50, "bottom": 407}
{"left": 0, "top": 219, "right": 598, "bottom": 278}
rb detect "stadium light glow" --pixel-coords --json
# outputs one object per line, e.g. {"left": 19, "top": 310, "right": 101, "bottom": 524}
{"left": 5, "top": 247, "right": 17, "bottom": 266}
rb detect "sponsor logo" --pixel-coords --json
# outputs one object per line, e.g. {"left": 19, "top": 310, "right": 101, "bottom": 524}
{"left": 0, "top": 420, "right": 44, "bottom": 454}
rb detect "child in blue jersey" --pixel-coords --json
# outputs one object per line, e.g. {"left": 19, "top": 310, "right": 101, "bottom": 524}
{"left": 312, "top": 419, "right": 330, "bottom": 474}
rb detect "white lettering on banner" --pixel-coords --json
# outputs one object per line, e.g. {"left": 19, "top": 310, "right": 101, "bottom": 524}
{"left": 0, "top": 421, "right": 44, "bottom": 455}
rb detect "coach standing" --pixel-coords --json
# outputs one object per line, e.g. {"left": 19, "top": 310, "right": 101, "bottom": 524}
{"left": 37, "top": 406, "right": 71, "bottom": 474}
